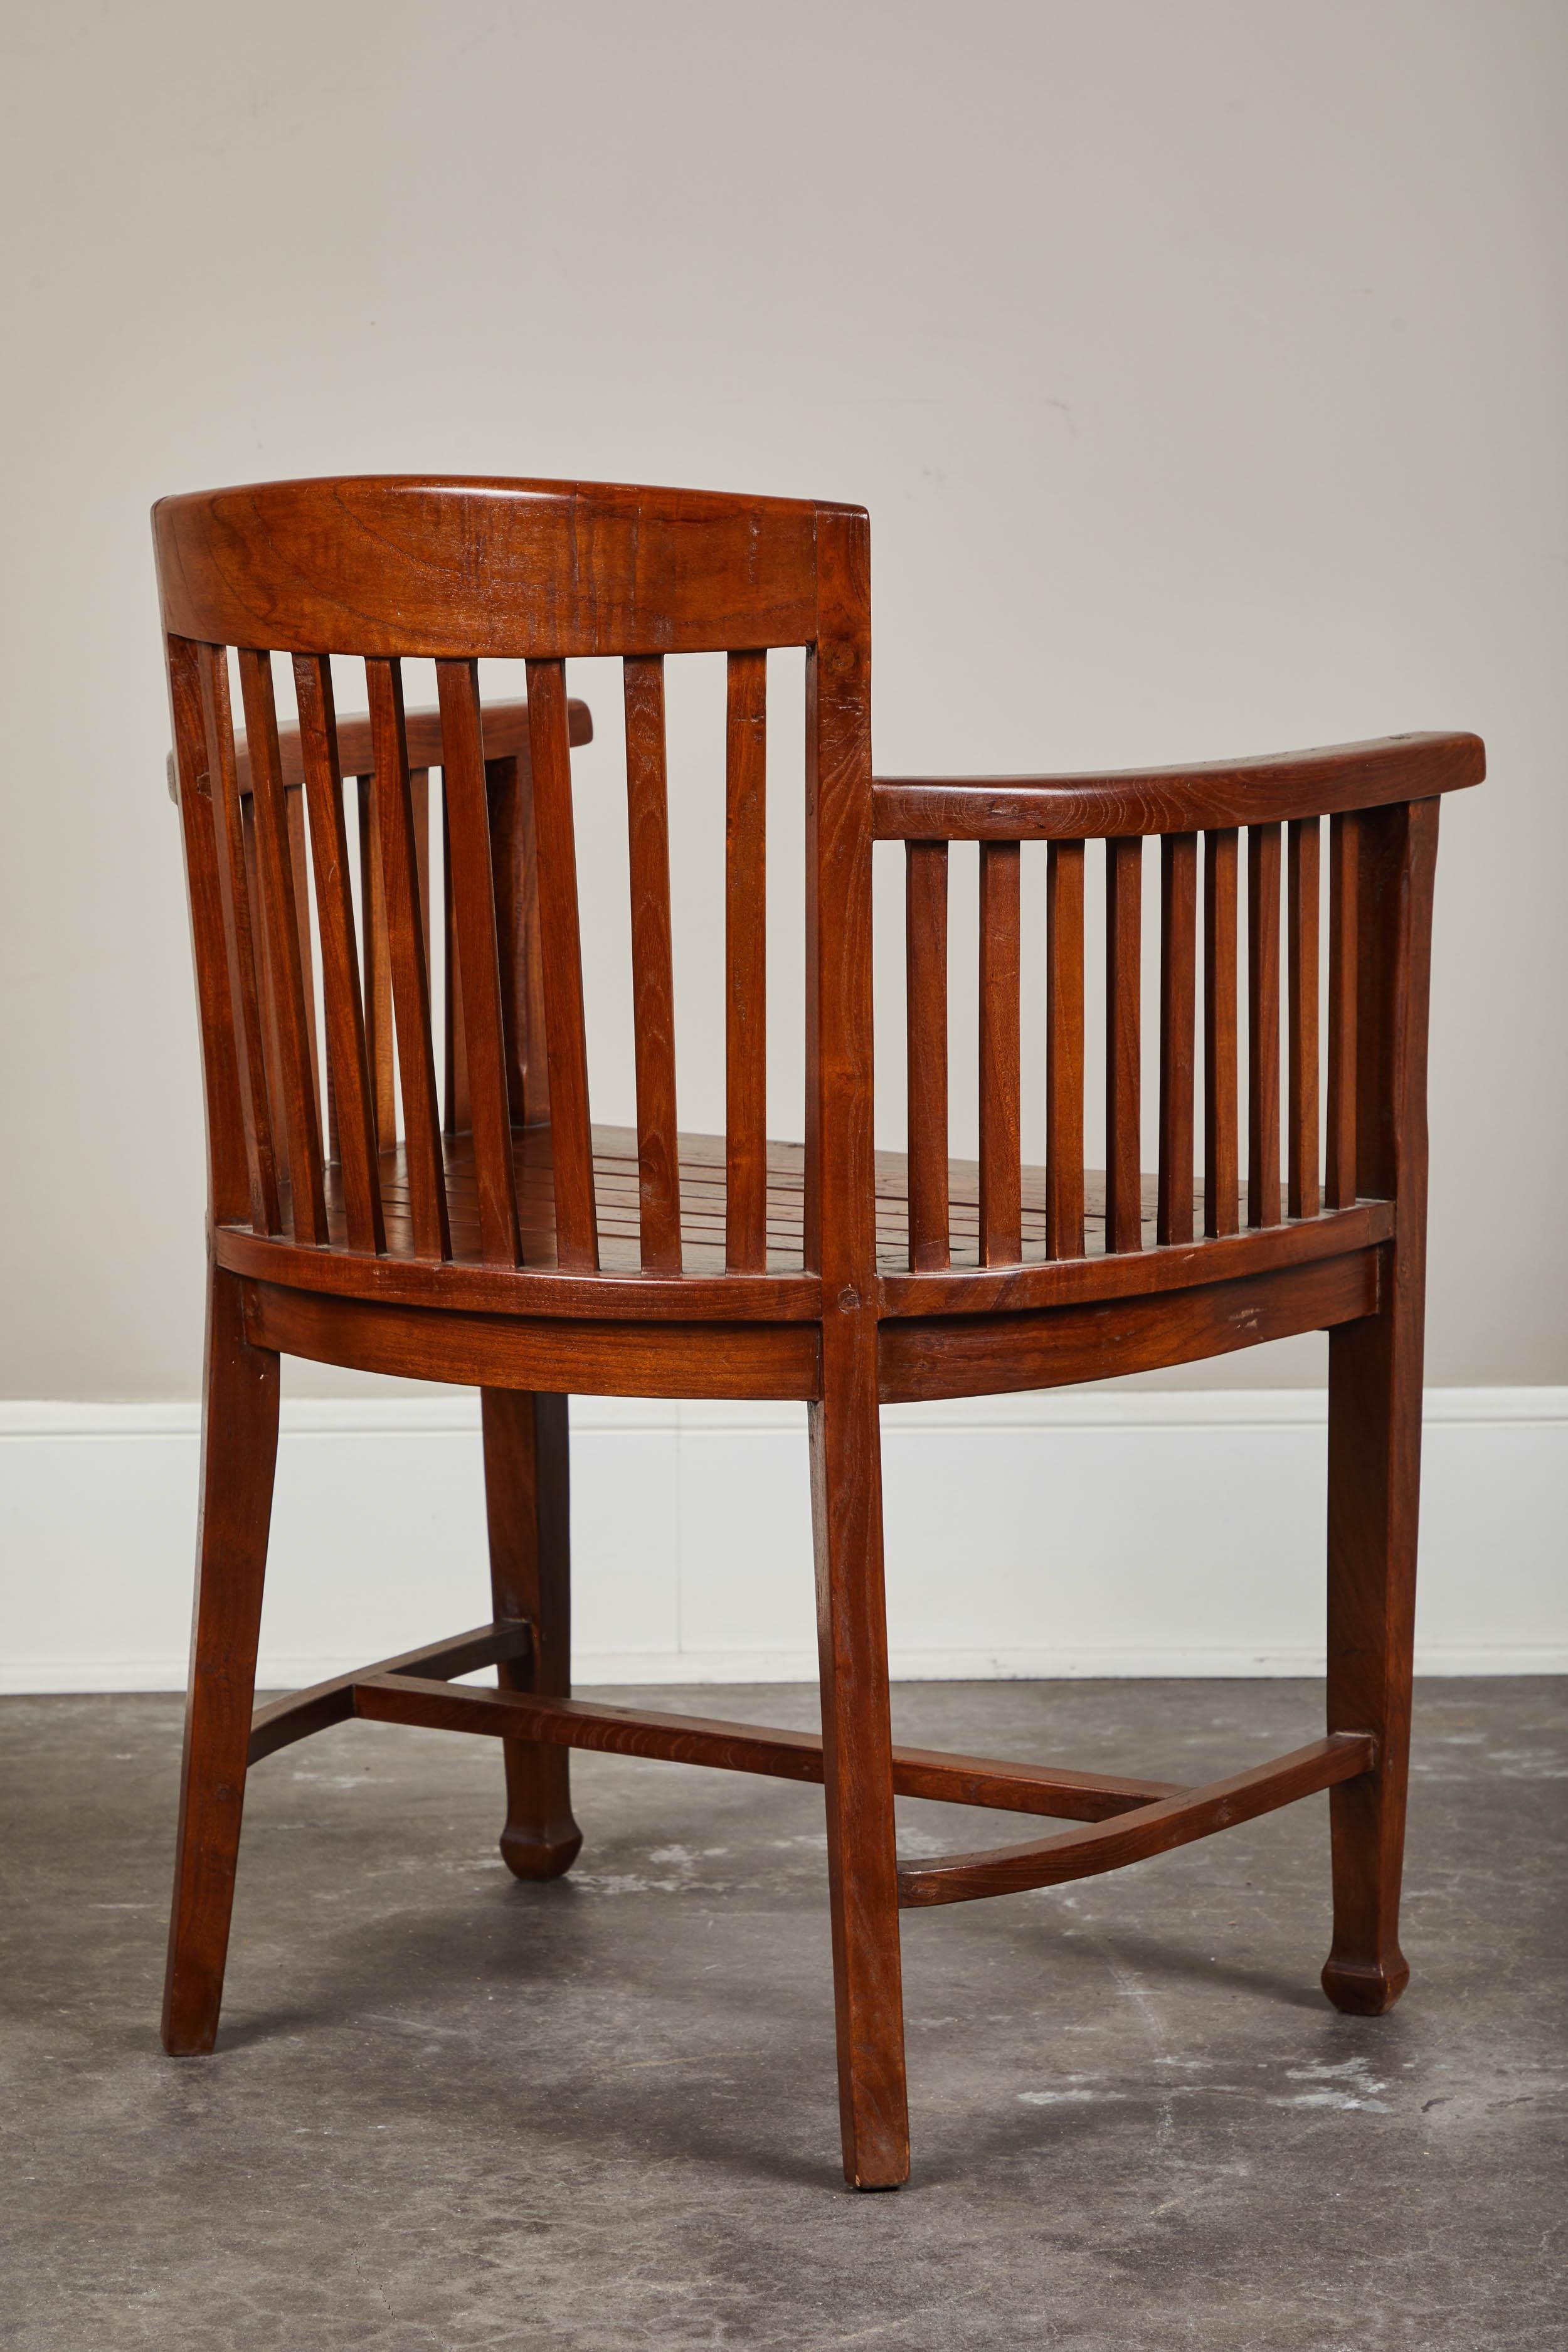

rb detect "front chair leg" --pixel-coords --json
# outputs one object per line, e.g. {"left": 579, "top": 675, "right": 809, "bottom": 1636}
{"left": 1322, "top": 1303, "right": 1418, "bottom": 2014}
{"left": 163, "top": 1266, "right": 280, "bottom": 2055}
{"left": 809, "top": 1333, "right": 910, "bottom": 2190}
{"left": 481, "top": 1389, "right": 582, "bottom": 1880}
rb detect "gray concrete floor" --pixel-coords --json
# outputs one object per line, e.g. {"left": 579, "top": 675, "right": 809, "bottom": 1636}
{"left": 3, "top": 1679, "right": 1564, "bottom": 2349}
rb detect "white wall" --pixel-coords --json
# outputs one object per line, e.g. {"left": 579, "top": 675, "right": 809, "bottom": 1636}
{"left": 4, "top": 1393, "right": 1564, "bottom": 1692}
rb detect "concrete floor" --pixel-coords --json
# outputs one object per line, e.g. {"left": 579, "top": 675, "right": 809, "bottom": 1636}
{"left": 3, "top": 1678, "right": 1564, "bottom": 2349}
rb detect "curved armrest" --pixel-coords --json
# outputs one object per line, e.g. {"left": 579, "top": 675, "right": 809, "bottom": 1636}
{"left": 872, "top": 731, "right": 1483, "bottom": 840}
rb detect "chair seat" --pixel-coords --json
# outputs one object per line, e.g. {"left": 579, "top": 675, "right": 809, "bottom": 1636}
{"left": 276, "top": 1121, "right": 1314, "bottom": 1275}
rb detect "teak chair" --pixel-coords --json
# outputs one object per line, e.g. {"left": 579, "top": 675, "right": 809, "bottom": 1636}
{"left": 155, "top": 475, "right": 1482, "bottom": 2189}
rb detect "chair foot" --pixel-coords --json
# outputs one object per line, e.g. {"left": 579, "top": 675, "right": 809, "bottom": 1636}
{"left": 1321, "top": 1950, "right": 1410, "bottom": 2015}
{"left": 499, "top": 1815, "right": 583, "bottom": 1882}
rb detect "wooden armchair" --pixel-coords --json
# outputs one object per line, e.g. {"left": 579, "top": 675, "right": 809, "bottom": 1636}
{"left": 155, "top": 475, "right": 1482, "bottom": 2187}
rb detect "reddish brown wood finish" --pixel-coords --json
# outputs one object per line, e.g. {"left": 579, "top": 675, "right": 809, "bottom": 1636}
{"left": 157, "top": 473, "right": 1479, "bottom": 2190}
{"left": 481, "top": 1390, "right": 581, "bottom": 1878}
{"left": 977, "top": 842, "right": 1022, "bottom": 1266}
{"left": 904, "top": 842, "right": 950, "bottom": 1269}
{"left": 725, "top": 649, "right": 769, "bottom": 1271}
{"left": 1104, "top": 836, "right": 1143, "bottom": 1254}
{"left": 622, "top": 658, "right": 683, "bottom": 1271}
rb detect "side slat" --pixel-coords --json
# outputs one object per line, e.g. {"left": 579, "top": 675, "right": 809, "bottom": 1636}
{"left": 977, "top": 841, "right": 1022, "bottom": 1264}
{"left": 1326, "top": 811, "right": 1359, "bottom": 1208}
{"left": 486, "top": 755, "right": 531, "bottom": 1126}
{"left": 434, "top": 661, "right": 521, "bottom": 1266}
{"left": 356, "top": 776, "right": 398, "bottom": 1151}
{"left": 197, "top": 644, "right": 280, "bottom": 1233}
{"left": 364, "top": 662, "right": 450, "bottom": 1261}
{"left": 1046, "top": 840, "right": 1086, "bottom": 1259}
{"left": 167, "top": 637, "right": 253, "bottom": 1229}
{"left": 1247, "top": 822, "right": 1282, "bottom": 1229}
{"left": 1104, "top": 835, "right": 1142, "bottom": 1253}
{"left": 1157, "top": 833, "right": 1197, "bottom": 1245}
{"left": 623, "top": 657, "right": 682, "bottom": 1272}
{"left": 905, "top": 842, "right": 950, "bottom": 1270}
{"left": 525, "top": 657, "right": 598, "bottom": 1271}
{"left": 292, "top": 657, "right": 385, "bottom": 1254}
{"left": 442, "top": 783, "right": 471, "bottom": 1138}
{"left": 236, "top": 648, "right": 328, "bottom": 1244}
{"left": 725, "top": 650, "right": 768, "bottom": 1271}
{"left": 1203, "top": 827, "right": 1239, "bottom": 1239}
{"left": 1287, "top": 816, "right": 1322, "bottom": 1218}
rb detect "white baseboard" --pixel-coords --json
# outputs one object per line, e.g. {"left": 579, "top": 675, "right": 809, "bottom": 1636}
{"left": 2, "top": 1390, "right": 1564, "bottom": 1693}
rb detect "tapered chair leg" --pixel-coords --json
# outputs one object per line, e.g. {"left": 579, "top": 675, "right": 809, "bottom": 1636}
{"left": 162, "top": 1266, "right": 280, "bottom": 2055}
{"left": 1321, "top": 1301, "right": 1419, "bottom": 2015}
{"left": 809, "top": 1337, "right": 909, "bottom": 2190}
{"left": 481, "top": 1389, "right": 582, "bottom": 1880}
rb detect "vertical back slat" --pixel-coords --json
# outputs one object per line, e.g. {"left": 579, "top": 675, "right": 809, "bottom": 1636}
{"left": 356, "top": 776, "right": 397, "bottom": 1151}
{"left": 236, "top": 647, "right": 327, "bottom": 1244}
{"left": 905, "top": 841, "right": 950, "bottom": 1270}
{"left": 1104, "top": 835, "right": 1142, "bottom": 1253}
{"left": 1287, "top": 816, "right": 1322, "bottom": 1218}
{"left": 292, "top": 655, "right": 386, "bottom": 1255}
{"left": 433, "top": 660, "right": 521, "bottom": 1267}
{"left": 1203, "top": 827, "right": 1239, "bottom": 1238}
{"left": 1326, "top": 811, "right": 1359, "bottom": 1208}
{"left": 977, "top": 841, "right": 1022, "bottom": 1264}
{"left": 1158, "top": 833, "right": 1198, "bottom": 1245}
{"left": 524, "top": 657, "right": 598, "bottom": 1271}
{"left": 725, "top": 649, "right": 768, "bottom": 1271}
{"left": 623, "top": 657, "right": 682, "bottom": 1272}
{"left": 487, "top": 755, "right": 531, "bottom": 1125}
{"left": 1247, "top": 822, "right": 1282, "bottom": 1229}
{"left": 197, "top": 644, "right": 280, "bottom": 1234}
{"left": 1046, "top": 840, "right": 1086, "bottom": 1259}
{"left": 284, "top": 785, "right": 324, "bottom": 1129}
{"left": 442, "top": 784, "right": 472, "bottom": 1138}
{"left": 167, "top": 636, "right": 253, "bottom": 1230}
{"left": 364, "top": 661, "right": 450, "bottom": 1261}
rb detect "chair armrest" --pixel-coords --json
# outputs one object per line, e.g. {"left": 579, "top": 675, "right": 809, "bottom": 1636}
{"left": 871, "top": 731, "right": 1484, "bottom": 839}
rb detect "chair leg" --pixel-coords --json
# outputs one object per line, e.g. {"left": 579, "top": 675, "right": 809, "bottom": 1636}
{"left": 162, "top": 1266, "right": 280, "bottom": 2055}
{"left": 809, "top": 1338, "right": 909, "bottom": 2190}
{"left": 481, "top": 1389, "right": 582, "bottom": 1880}
{"left": 1322, "top": 1300, "right": 1420, "bottom": 2015}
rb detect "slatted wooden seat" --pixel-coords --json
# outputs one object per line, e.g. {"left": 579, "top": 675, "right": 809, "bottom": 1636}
{"left": 156, "top": 474, "right": 1481, "bottom": 2188}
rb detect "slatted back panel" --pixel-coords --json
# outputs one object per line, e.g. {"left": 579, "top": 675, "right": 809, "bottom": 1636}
{"left": 897, "top": 813, "right": 1357, "bottom": 1271}
{"left": 160, "top": 477, "right": 856, "bottom": 1286}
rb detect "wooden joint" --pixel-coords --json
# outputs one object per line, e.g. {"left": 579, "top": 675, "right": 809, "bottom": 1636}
{"left": 247, "top": 1620, "right": 533, "bottom": 1764}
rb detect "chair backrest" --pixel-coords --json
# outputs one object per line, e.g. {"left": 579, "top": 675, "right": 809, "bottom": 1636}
{"left": 156, "top": 475, "right": 874, "bottom": 1293}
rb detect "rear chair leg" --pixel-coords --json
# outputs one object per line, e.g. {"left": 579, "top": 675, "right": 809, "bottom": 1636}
{"left": 810, "top": 1333, "right": 909, "bottom": 2190}
{"left": 1322, "top": 1301, "right": 1419, "bottom": 2014}
{"left": 481, "top": 1389, "right": 582, "bottom": 1879}
{"left": 163, "top": 1266, "right": 280, "bottom": 2055}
